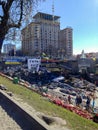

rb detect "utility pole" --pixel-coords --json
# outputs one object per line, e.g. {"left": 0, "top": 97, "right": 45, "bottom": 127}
{"left": 52, "top": 0, "right": 54, "bottom": 24}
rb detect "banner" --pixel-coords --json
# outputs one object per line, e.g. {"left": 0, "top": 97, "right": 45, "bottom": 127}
{"left": 5, "top": 59, "right": 21, "bottom": 64}
{"left": 28, "top": 58, "right": 41, "bottom": 72}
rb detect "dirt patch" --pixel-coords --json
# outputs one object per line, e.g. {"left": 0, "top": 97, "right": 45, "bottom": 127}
{"left": 41, "top": 115, "right": 67, "bottom": 126}
{"left": 42, "top": 115, "right": 55, "bottom": 125}
{"left": 37, "top": 113, "right": 69, "bottom": 130}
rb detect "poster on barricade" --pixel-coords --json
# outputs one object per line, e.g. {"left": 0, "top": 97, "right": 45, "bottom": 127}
{"left": 28, "top": 58, "right": 41, "bottom": 72}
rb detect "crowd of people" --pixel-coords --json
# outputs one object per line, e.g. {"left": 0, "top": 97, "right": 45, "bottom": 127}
{"left": 67, "top": 93, "right": 96, "bottom": 113}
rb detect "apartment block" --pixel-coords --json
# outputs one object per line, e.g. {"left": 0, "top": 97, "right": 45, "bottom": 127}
{"left": 59, "top": 27, "right": 73, "bottom": 58}
{"left": 22, "top": 12, "right": 60, "bottom": 57}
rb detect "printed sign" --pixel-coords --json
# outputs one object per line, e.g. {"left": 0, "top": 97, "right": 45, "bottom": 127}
{"left": 28, "top": 58, "right": 41, "bottom": 72}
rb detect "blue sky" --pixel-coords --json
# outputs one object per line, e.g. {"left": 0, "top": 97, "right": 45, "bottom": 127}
{"left": 0, "top": 0, "right": 98, "bottom": 54}
{"left": 36, "top": 0, "right": 98, "bottom": 54}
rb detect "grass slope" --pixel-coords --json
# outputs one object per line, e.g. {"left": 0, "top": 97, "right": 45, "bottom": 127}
{"left": 0, "top": 76, "right": 98, "bottom": 130}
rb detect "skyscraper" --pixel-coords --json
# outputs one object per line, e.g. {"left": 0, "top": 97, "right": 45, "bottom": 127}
{"left": 22, "top": 12, "right": 60, "bottom": 57}
{"left": 59, "top": 27, "right": 73, "bottom": 58}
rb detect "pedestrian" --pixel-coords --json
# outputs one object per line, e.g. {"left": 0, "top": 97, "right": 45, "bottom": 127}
{"left": 92, "top": 96, "right": 95, "bottom": 109}
{"left": 75, "top": 95, "right": 79, "bottom": 107}
{"left": 68, "top": 95, "right": 71, "bottom": 104}
{"left": 78, "top": 95, "right": 82, "bottom": 107}
{"left": 75, "top": 95, "right": 78, "bottom": 106}
{"left": 75, "top": 95, "right": 82, "bottom": 107}
{"left": 86, "top": 96, "right": 91, "bottom": 111}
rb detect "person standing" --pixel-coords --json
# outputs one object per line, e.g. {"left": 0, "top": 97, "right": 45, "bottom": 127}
{"left": 75, "top": 95, "right": 82, "bottom": 107}
{"left": 86, "top": 96, "right": 91, "bottom": 111}
{"left": 68, "top": 95, "right": 71, "bottom": 104}
{"left": 92, "top": 95, "right": 96, "bottom": 110}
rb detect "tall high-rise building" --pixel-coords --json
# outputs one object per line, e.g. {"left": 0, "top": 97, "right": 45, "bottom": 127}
{"left": 59, "top": 27, "right": 73, "bottom": 58}
{"left": 22, "top": 12, "right": 60, "bottom": 57}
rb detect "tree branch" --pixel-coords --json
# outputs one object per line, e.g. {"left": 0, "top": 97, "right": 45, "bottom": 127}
{"left": 0, "top": 0, "right": 5, "bottom": 5}
{"left": 8, "top": 0, "right": 23, "bottom": 29}
{"left": 18, "top": 0, "right": 23, "bottom": 26}
{"left": 8, "top": 23, "right": 20, "bottom": 28}
{"left": 0, "top": 1, "right": 6, "bottom": 14}
{"left": 6, "top": 0, "right": 14, "bottom": 12}
{"left": 0, "top": 16, "right": 3, "bottom": 18}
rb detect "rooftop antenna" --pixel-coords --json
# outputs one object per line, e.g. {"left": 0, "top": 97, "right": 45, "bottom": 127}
{"left": 52, "top": 0, "right": 54, "bottom": 23}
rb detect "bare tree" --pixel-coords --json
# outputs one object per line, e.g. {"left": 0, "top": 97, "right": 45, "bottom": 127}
{"left": 0, "top": 0, "right": 45, "bottom": 53}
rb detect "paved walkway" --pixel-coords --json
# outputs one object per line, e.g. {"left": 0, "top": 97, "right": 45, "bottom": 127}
{"left": 0, "top": 105, "right": 22, "bottom": 130}
{"left": 0, "top": 90, "right": 70, "bottom": 130}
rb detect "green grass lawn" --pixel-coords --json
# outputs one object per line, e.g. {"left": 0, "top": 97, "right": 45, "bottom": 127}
{"left": 0, "top": 76, "right": 98, "bottom": 130}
